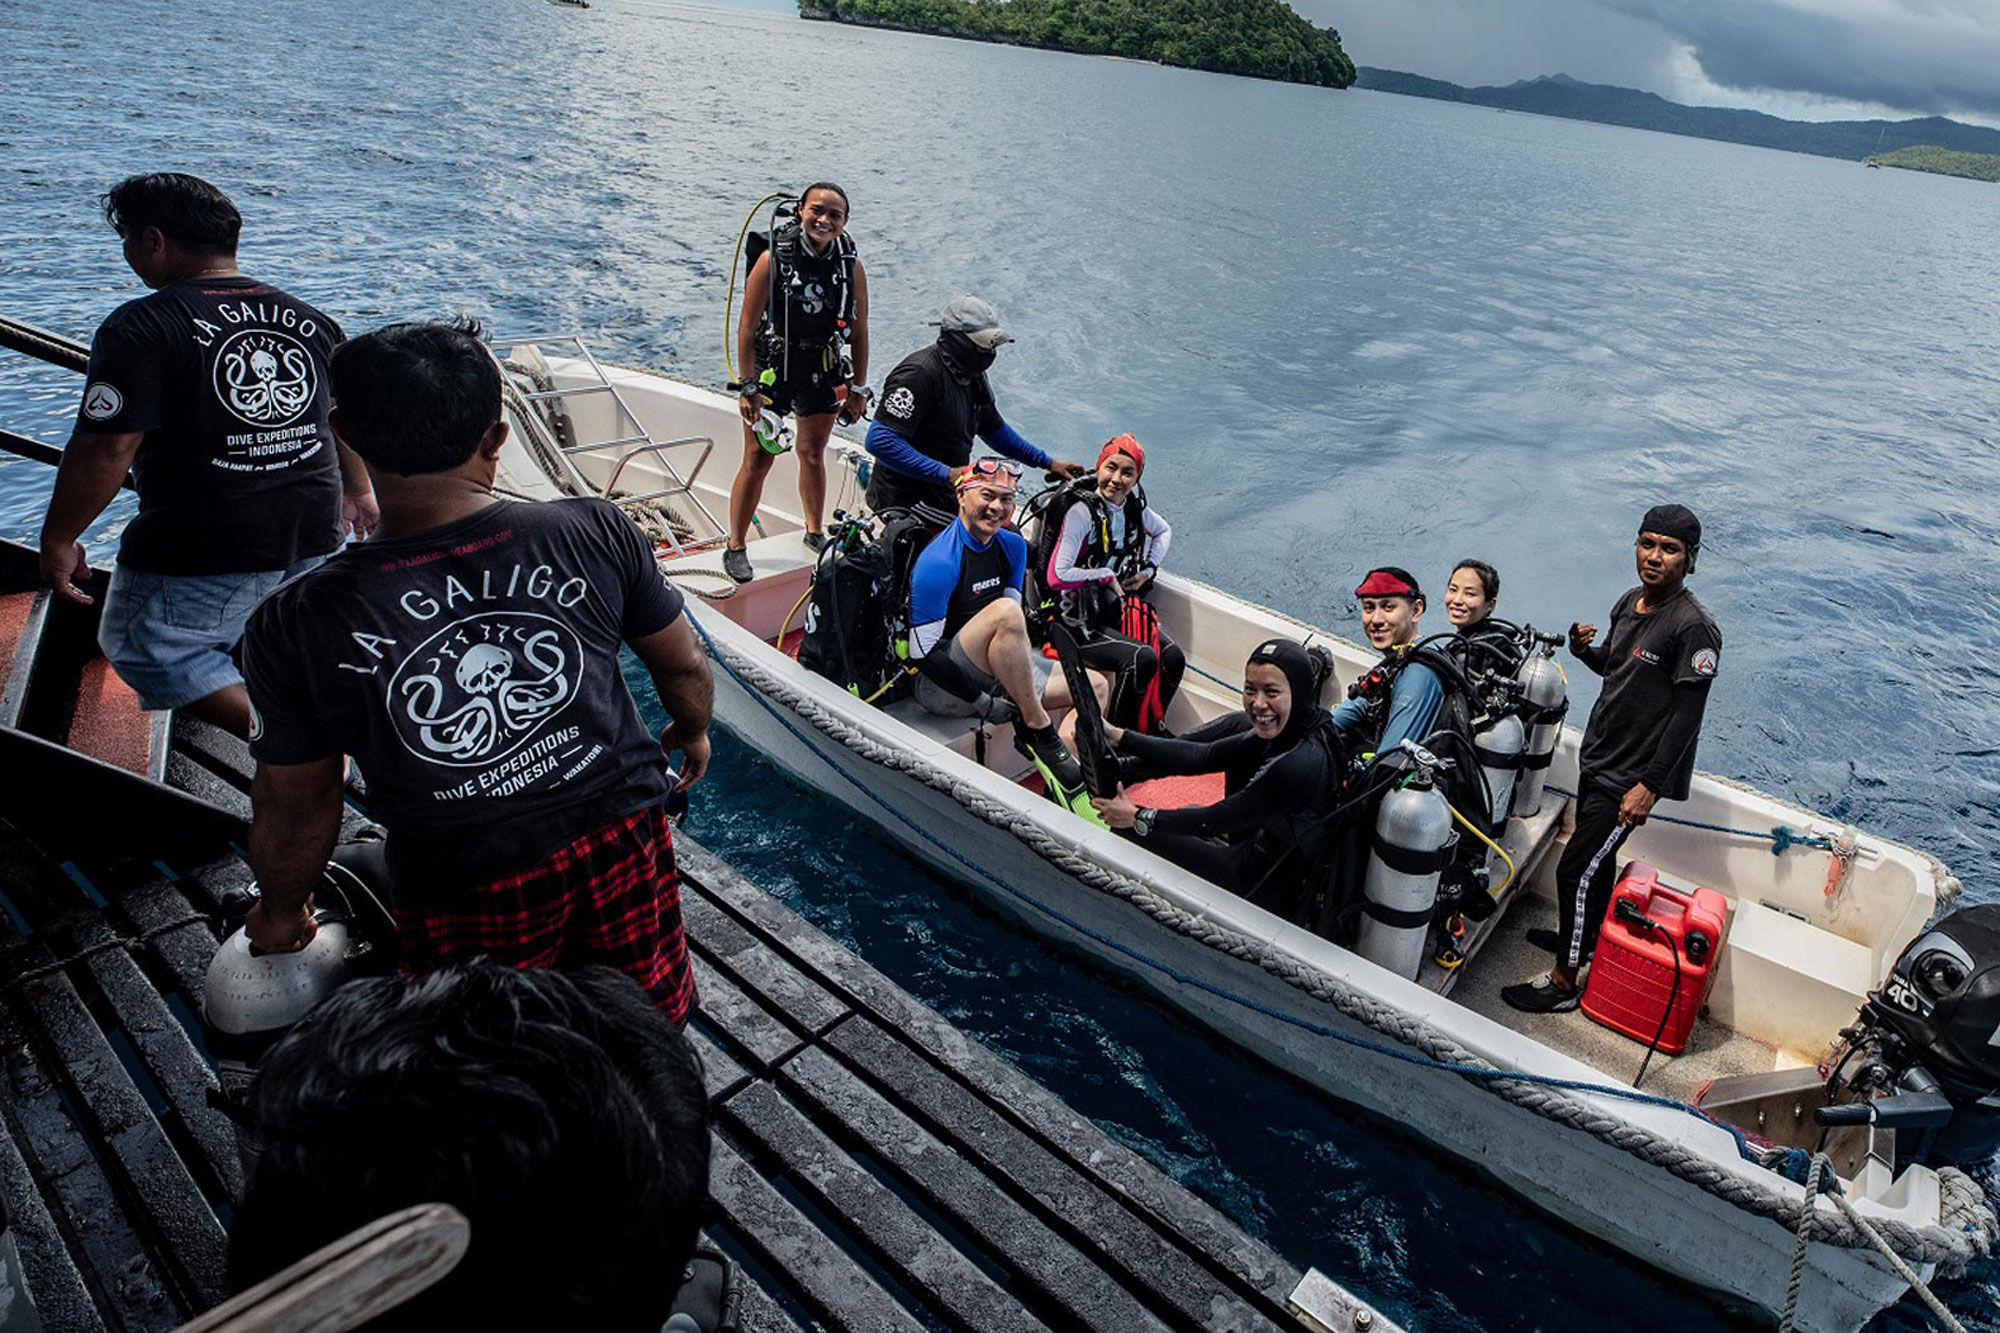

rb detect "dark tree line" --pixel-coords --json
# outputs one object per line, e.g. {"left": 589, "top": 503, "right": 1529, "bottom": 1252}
{"left": 806, "top": 0, "right": 1357, "bottom": 89}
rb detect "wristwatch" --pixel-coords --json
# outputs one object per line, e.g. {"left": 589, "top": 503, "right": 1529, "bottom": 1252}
{"left": 849, "top": 384, "right": 875, "bottom": 408}
{"left": 1132, "top": 806, "right": 1156, "bottom": 838}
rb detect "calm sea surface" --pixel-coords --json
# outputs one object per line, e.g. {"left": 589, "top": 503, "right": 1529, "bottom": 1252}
{"left": 4, "top": 0, "right": 1997, "bottom": 1325}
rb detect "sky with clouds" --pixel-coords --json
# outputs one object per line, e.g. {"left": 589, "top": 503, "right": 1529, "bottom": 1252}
{"left": 1307, "top": 0, "right": 2000, "bottom": 124}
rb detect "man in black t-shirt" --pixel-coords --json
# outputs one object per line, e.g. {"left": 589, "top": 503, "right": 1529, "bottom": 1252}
{"left": 38, "top": 173, "right": 374, "bottom": 737}
{"left": 239, "top": 321, "right": 713, "bottom": 1024}
{"left": 862, "top": 296, "right": 1083, "bottom": 515}
{"left": 1505, "top": 504, "right": 1722, "bottom": 1015}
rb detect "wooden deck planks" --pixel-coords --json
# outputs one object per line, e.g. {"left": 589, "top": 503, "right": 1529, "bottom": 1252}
{"left": 0, "top": 802, "right": 1322, "bottom": 1333}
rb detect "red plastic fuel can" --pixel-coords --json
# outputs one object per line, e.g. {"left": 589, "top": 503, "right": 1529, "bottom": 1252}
{"left": 1580, "top": 862, "right": 1730, "bottom": 1055}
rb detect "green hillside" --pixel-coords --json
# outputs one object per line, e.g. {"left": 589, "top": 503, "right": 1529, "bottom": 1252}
{"left": 1866, "top": 145, "right": 2000, "bottom": 182}
{"left": 801, "top": 0, "right": 1356, "bottom": 89}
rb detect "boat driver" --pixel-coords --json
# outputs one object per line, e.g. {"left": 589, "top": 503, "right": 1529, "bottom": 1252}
{"left": 863, "top": 296, "right": 1084, "bottom": 518}
{"left": 1329, "top": 567, "right": 1445, "bottom": 756}
{"left": 907, "top": 458, "right": 1092, "bottom": 811}
{"left": 1505, "top": 504, "right": 1721, "bottom": 1015}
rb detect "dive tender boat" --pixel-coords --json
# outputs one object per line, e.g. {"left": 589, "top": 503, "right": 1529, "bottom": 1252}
{"left": 487, "top": 336, "right": 1997, "bottom": 1331}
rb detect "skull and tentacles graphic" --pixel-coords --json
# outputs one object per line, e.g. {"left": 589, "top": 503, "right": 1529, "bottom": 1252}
{"left": 393, "top": 618, "right": 579, "bottom": 765}
{"left": 215, "top": 330, "right": 316, "bottom": 426}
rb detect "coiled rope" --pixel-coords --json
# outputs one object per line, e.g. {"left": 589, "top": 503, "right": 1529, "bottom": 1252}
{"left": 686, "top": 612, "right": 1995, "bottom": 1286}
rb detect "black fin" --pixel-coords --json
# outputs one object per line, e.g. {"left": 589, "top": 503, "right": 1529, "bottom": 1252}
{"left": 1046, "top": 621, "right": 1119, "bottom": 798}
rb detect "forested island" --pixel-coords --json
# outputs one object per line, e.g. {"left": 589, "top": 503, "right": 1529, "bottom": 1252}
{"left": 799, "top": 0, "right": 1356, "bottom": 89}
{"left": 1865, "top": 145, "right": 2000, "bottom": 183}
{"left": 1356, "top": 69, "right": 2000, "bottom": 165}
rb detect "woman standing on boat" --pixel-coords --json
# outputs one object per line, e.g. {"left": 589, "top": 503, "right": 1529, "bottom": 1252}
{"left": 1090, "top": 639, "right": 1343, "bottom": 920}
{"left": 1036, "top": 434, "right": 1185, "bottom": 736}
{"left": 723, "top": 183, "right": 869, "bottom": 582}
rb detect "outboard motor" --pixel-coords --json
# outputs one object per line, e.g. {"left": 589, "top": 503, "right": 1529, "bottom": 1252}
{"left": 1510, "top": 632, "right": 1568, "bottom": 817}
{"left": 1355, "top": 743, "right": 1455, "bottom": 981}
{"left": 1817, "top": 904, "right": 2000, "bottom": 1173}
{"left": 1471, "top": 711, "right": 1525, "bottom": 832}
{"left": 204, "top": 858, "right": 395, "bottom": 1162}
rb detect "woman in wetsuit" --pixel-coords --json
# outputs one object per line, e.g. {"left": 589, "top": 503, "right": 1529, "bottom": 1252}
{"left": 723, "top": 183, "right": 871, "bottom": 580}
{"left": 1037, "top": 435, "right": 1185, "bottom": 735}
{"left": 1089, "top": 639, "right": 1342, "bottom": 921}
{"left": 1442, "top": 558, "right": 1524, "bottom": 676}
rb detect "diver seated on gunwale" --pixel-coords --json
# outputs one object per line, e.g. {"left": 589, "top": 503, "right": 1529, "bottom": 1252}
{"left": 905, "top": 457, "right": 1094, "bottom": 812}
{"left": 1089, "top": 640, "right": 1345, "bottom": 920}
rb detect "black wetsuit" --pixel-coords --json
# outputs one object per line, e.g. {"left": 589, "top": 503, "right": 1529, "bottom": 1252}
{"left": 1120, "top": 714, "right": 1343, "bottom": 919}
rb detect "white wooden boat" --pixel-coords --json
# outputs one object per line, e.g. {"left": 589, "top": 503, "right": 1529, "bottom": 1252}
{"left": 488, "top": 336, "right": 1995, "bottom": 1330}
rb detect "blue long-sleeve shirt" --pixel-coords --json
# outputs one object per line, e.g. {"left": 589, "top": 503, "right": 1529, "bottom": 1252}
{"left": 865, "top": 417, "right": 1051, "bottom": 482}
{"left": 1331, "top": 659, "right": 1445, "bottom": 755}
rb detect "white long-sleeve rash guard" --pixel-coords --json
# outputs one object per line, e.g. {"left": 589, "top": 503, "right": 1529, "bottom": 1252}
{"left": 1046, "top": 500, "right": 1172, "bottom": 590}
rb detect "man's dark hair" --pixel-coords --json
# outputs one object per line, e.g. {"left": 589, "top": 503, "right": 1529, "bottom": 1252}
{"left": 800, "top": 180, "right": 849, "bottom": 211}
{"left": 229, "top": 962, "right": 710, "bottom": 1331}
{"left": 100, "top": 173, "right": 241, "bottom": 255}
{"left": 1451, "top": 558, "right": 1499, "bottom": 601}
{"left": 329, "top": 318, "right": 501, "bottom": 475}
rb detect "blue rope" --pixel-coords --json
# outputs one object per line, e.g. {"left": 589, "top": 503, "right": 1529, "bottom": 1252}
{"left": 687, "top": 614, "right": 1773, "bottom": 1168}
{"left": 1544, "top": 785, "right": 1836, "bottom": 856}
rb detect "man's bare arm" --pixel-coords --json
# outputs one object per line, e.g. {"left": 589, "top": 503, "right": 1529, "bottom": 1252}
{"left": 244, "top": 757, "right": 346, "bottom": 952}
{"left": 630, "top": 616, "right": 714, "bottom": 789}
{"left": 38, "top": 430, "right": 141, "bottom": 603}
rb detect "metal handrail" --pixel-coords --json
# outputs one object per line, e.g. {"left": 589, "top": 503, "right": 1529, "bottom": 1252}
{"left": 604, "top": 437, "right": 716, "bottom": 500}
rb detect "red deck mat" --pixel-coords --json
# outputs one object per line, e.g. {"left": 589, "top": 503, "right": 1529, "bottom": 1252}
{"left": 66, "top": 658, "right": 157, "bottom": 776}
{"left": 0, "top": 591, "right": 34, "bottom": 695}
{"left": 1127, "top": 772, "right": 1227, "bottom": 809}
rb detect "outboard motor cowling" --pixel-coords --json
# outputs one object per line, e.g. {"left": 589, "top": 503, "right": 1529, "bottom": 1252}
{"left": 1356, "top": 773, "right": 1453, "bottom": 981}
{"left": 1511, "top": 638, "right": 1567, "bottom": 817}
{"left": 1818, "top": 903, "right": 2000, "bottom": 1172}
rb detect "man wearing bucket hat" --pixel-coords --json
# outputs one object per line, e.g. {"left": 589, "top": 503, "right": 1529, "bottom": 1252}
{"left": 863, "top": 295, "right": 1085, "bottom": 517}
{"left": 1505, "top": 503, "right": 1722, "bottom": 1015}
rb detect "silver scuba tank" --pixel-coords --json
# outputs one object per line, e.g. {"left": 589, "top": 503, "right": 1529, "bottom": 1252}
{"left": 1511, "top": 642, "right": 1568, "bottom": 817}
{"left": 203, "top": 859, "right": 393, "bottom": 1165}
{"left": 1355, "top": 775, "right": 1454, "bottom": 981}
{"left": 1472, "top": 711, "right": 1526, "bottom": 832}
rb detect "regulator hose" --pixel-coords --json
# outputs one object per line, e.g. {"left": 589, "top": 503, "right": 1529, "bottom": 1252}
{"left": 723, "top": 190, "right": 792, "bottom": 384}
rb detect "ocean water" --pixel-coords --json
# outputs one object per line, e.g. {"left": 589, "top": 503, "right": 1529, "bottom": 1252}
{"left": 3, "top": 0, "right": 1997, "bottom": 1326}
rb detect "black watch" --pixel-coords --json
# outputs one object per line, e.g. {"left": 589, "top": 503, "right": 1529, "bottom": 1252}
{"left": 1132, "top": 807, "right": 1156, "bottom": 838}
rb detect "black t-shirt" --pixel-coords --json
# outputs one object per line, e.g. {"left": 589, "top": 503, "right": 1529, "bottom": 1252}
{"left": 1577, "top": 587, "right": 1722, "bottom": 800}
{"left": 76, "top": 276, "right": 345, "bottom": 574}
{"left": 876, "top": 344, "right": 1001, "bottom": 473}
{"left": 243, "top": 498, "right": 683, "bottom": 904}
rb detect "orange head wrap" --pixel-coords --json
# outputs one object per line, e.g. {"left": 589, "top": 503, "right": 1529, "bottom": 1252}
{"left": 1096, "top": 433, "right": 1145, "bottom": 474}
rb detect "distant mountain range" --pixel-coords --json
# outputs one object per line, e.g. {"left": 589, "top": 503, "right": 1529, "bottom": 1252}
{"left": 1356, "top": 68, "right": 2000, "bottom": 162}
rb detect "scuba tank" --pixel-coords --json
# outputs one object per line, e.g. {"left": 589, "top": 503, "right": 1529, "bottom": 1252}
{"left": 1471, "top": 711, "right": 1526, "bottom": 832}
{"left": 1355, "top": 752, "right": 1455, "bottom": 981}
{"left": 204, "top": 857, "right": 395, "bottom": 1164}
{"left": 1511, "top": 633, "right": 1568, "bottom": 817}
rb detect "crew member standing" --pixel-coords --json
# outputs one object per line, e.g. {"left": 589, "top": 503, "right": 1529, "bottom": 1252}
{"left": 239, "top": 321, "right": 711, "bottom": 1025}
{"left": 863, "top": 295, "right": 1083, "bottom": 516}
{"left": 38, "top": 172, "right": 374, "bottom": 737}
{"left": 1504, "top": 504, "right": 1721, "bottom": 1014}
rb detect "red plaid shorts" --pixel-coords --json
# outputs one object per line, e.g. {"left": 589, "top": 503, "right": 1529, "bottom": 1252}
{"left": 392, "top": 802, "right": 697, "bottom": 1026}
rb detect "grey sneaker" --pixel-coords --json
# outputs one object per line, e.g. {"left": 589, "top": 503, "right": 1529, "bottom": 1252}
{"left": 803, "top": 530, "right": 828, "bottom": 553}
{"left": 723, "top": 546, "right": 754, "bottom": 583}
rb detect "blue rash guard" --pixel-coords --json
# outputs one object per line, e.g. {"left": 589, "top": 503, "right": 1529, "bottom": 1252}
{"left": 907, "top": 518, "right": 1027, "bottom": 697}
{"left": 1331, "top": 657, "right": 1445, "bottom": 755}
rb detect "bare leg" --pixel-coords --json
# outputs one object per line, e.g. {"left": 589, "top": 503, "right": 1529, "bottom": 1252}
{"left": 794, "top": 413, "right": 834, "bottom": 536}
{"left": 726, "top": 424, "right": 776, "bottom": 549}
{"left": 953, "top": 600, "right": 1052, "bottom": 730}
{"left": 1045, "top": 667, "right": 1112, "bottom": 749}
{"left": 184, "top": 681, "right": 252, "bottom": 739}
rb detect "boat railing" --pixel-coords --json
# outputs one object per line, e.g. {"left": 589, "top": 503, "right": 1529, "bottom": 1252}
{"left": 490, "top": 333, "right": 726, "bottom": 557}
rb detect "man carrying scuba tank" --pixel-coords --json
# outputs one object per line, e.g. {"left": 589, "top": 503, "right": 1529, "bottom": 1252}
{"left": 725, "top": 183, "right": 871, "bottom": 581}
{"left": 863, "top": 295, "right": 1085, "bottom": 517}
{"left": 1032, "top": 434, "right": 1185, "bottom": 738}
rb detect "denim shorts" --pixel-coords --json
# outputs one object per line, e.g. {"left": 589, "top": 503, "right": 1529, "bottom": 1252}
{"left": 98, "top": 554, "right": 326, "bottom": 711}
